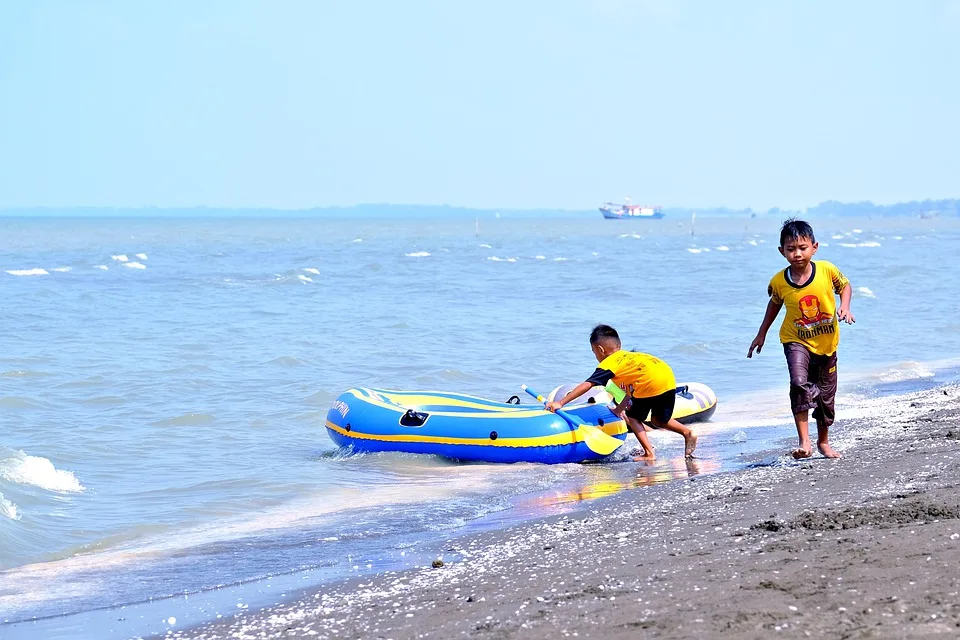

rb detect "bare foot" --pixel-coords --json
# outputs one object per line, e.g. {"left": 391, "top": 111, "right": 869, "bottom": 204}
{"left": 818, "top": 443, "right": 842, "bottom": 458}
{"left": 791, "top": 447, "right": 813, "bottom": 459}
{"left": 684, "top": 432, "right": 698, "bottom": 458}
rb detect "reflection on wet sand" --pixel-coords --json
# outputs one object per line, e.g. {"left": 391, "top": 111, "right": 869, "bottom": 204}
{"left": 536, "top": 456, "right": 723, "bottom": 507}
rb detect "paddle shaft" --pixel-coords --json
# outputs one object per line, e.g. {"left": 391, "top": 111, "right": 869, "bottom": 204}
{"left": 521, "top": 385, "right": 583, "bottom": 427}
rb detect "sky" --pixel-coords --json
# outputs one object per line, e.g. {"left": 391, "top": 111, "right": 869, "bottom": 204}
{"left": 1, "top": 0, "right": 958, "bottom": 211}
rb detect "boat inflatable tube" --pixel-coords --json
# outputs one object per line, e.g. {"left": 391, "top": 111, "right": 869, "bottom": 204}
{"left": 325, "top": 388, "right": 629, "bottom": 464}
{"left": 547, "top": 382, "right": 717, "bottom": 425}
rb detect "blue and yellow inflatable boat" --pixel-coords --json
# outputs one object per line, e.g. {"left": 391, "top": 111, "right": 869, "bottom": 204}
{"left": 325, "top": 388, "right": 629, "bottom": 464}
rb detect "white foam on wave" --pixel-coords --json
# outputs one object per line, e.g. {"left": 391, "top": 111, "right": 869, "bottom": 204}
{"left": 111, "top": 254, "right": 128, "bottom": 262}
{"left": 831, "top": 234, "right": 845, "bottom": 240}
{"left": 0, "top": 450, "right": 85, "bottom": 492}
{"left": 352, "top": 238, "right": 363, "bottom": 243}
{"left": 0, "top": 492, "right": 19, "bottom": 520}
{"left": 892, "top": 236, "right": 903, "bottom": 240}
{"left": 852, "top": 228, "right": 863, "bottom": 233}
{"left": 95, "top": 265, "right": 109, "bottom": 271}
{"left": 716, "top": 246, "right": 730, "bottom": 251}
{"left": 303, "top": 268, "right": 320, "bottom": 275}
{"left": 479, "top": 243, "right": 492, "bottom": 248}
{"left": 839, "top": 241, "right": 881, "bottom": 248}
{"left": 122, "top": 261, "right": 147, "bottom": 269}
{"left": 857, "top": 286, "right": 876, "bottom": 298}
{"left": 51, "top": 266, "right": 72, "bottom": 273}
{"left": 135, "top": 253, "right": 148, "bottom": 260}
{"left": 405, "top": 251, "right": 430, "bottom": 258}
{"left": 874, "top": 362, "right": 935, "bottom": 384}
{"left": 298, "top": 275, "right": 313, "bottom": 283}
{"left": 747, "top": 240, "right": 758, "bottom": 246}
{"left": 487, "top": 256, "right": 518, "bottom": 262}
{"left": 687, "top": 248, "right": 702, "bottom": 254}
{"left": 552, "top": 257, "right": 567, "bottom": 262}
{"left": 5, "top": 268, "right": 48, "bottom": 276}
{"left": 534, "top": 255, "right": 546, "bottom": 260}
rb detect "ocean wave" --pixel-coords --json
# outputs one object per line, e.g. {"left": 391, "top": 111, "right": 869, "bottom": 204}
{"left": 303, "top": 268, "right": 320, "bottom": 275}
{"left": 479, "top": 243, "right": 492, "bottom": 248}
{"left": 0, "top": 492, "right": 19, "bottom": 520}
{"left": 487, "top": 256, "right": 517, "bottom": 262}
{"left": 111, "top": 254, "right": 128, "bottom": 262}
{"left": 1, "top": 370, "right": 48, "bottom": 378}
{"left": 122, "top": 262, "right": 147, "bottom": 269}
{"left": 298, "top": 274, "right": 313, "bottom": 283}
{"left": 857, "top": 286, "right": 876, "bottom": 298}
{"left": 51, "top": 266, "right": 72, "bottom": 273}
{"left": 135, "top": 253, "right": 148, "bottom": 260}
{"left": 839, "top": 241, "right": 881, "bottom": 248}
{"left": 5, "top": 268, "right": 48, "bottom": 276}
{"left": 95, "top": 265, "right": 109, "bottom": 270}
{"left": 0, "top": 450, "right": 85, "bottom": 493}
{"left": 405, "top": 251, "right": 430, "bottom": 257}
{"left": 0, "top": 396, "right": 42, "bottom": 409}
{"left": 151, "top": 413, "right": 218, "bottom": 427}
{"left": 715, "top": 246, "right": 730, "bottom": 251}
{"left": 534, "top": 255, "right": 546, "bottom": 260}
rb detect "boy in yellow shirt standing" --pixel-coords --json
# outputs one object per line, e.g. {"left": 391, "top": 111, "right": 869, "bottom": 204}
{"left": 546, "top": 324, "right": 697, "bottom": 458}
{"left": 748, "top": 219, "right": 855, "bottom": 459}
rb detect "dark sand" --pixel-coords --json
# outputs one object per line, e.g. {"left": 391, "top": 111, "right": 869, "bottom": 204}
{"left": 170, "top": 383, "right": 960, "bottom": 639}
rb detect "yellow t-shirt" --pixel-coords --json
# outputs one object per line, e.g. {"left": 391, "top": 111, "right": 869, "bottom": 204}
{"left": 768, "top": 260, "right": 850, "bottom": 356}
{"left": 588, "top": 350, "right": 676, "bottom": 399}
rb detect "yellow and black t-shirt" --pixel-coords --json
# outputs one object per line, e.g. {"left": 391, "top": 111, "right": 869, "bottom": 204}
{"left": 585, "top": 350, "right": 676, "bottom": 400}
{"left": 768, "top": 260, "right": 850, "bottom": 356}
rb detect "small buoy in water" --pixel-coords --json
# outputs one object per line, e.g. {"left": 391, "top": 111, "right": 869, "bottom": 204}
{"left": 432, "top": 559, "right": 444, "bottom": 568}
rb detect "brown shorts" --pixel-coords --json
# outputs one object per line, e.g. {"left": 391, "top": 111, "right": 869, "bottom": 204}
{"left": 783, "top": 342, "right": 837, "bottom": 427}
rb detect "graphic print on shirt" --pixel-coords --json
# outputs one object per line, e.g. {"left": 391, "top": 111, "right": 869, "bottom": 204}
{"left": 796, "top": 294, "right": 833, "bottom": 329}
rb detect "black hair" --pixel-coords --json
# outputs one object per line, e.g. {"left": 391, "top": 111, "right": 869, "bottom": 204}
{"left": 779, "top": 218, "right": 816, "bottom": 247}
{"left": 589, "top": 324, "right": 621, "bottom": 346}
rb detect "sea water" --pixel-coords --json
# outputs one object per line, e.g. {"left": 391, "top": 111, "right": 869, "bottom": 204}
{"left": 2, "top": 212, "right": 959, "bottom": 638}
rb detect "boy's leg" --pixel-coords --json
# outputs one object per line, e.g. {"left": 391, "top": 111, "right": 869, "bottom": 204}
{"left": 643, "top": 390, "right": 698, "bottom": 457}
{"left": 624, "top": 416, "right": 656, "bottom": 459}
{"left": 812, "top": 353, "right": 841, "bottom": 458}
{"left": 784, "top": 343, "right": 819, "bottom": 458}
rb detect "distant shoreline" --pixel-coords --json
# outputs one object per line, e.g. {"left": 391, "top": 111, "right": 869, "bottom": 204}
{"left": 1, "top": 198, "right": 957, "bottom": 219}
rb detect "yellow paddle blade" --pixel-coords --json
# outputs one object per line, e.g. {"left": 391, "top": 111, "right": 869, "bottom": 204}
{"left": 578, "top": 424, "right": 623, "bottom": 456}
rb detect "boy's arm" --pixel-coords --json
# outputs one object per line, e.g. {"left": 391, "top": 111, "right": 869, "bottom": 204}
{"left": 837, "top": 283, "right": 855, "bottom": 324}
{"left": 748, "top": 298, "right": 783, "bottom": 358}
{"left": 545, "top": 381, "right": 593, "bottom": 412}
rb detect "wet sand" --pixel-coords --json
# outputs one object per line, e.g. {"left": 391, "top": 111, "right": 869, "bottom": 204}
{"left": 169, "top": 383, "right": 960, "bottom": 639}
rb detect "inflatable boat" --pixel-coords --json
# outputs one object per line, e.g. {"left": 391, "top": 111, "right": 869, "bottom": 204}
{"left": 325, "top": 383, "right": 717, "bottom": 464}
{"left": 325, "top": 387, "right": 629, "bottom": 464}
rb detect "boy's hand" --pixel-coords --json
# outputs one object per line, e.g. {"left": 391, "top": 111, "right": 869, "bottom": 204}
{"left": 838, "top": 307, "right": 855, "bottom": 324}
{"left": 747, "top": 335, "right": 765, "bottom": 358}
{"left": 545, "top": 401, "right": 562, "bottom": 413}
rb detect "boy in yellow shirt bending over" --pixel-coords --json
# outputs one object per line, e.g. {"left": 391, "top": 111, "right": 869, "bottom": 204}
{"left": 546, "top": 324, "right": 697, "bottom": 458}
{"left": 748, "top": 218, "right": 855, "bottom": 459}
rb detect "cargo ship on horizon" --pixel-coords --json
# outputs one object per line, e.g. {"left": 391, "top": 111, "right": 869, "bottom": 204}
{"left": 599, "top": 200, "right": 664, "bottom": 220}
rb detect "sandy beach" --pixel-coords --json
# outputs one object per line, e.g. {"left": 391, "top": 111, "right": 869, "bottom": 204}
{"left": 169, "top": 382, "right": 960, "bottom": 640}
